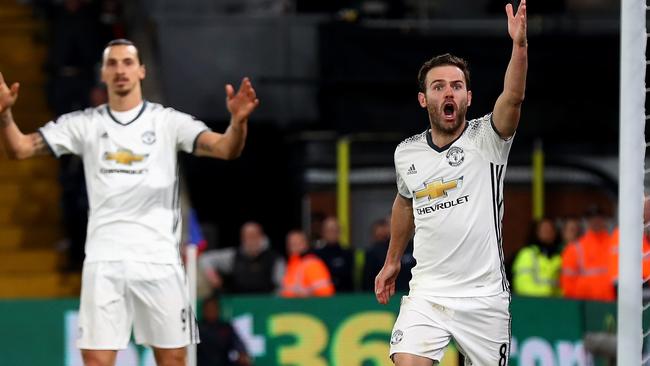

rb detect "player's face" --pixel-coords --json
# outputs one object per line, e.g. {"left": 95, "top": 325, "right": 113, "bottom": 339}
{"left": 418, "top": 65, "right": 472, "bottom": 136}
{"left": 101, "top": 45, "right": 145, "bottom": 97}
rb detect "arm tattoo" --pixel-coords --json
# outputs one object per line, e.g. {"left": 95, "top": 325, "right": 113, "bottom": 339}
{"left": 28, "top": 133, "right": 51, "bottom": 156}
{"left": 198, "top": 142, "right": 214, "bottom": 152}
{"left": 0, "top": 110, "right": 14, "bottom": 128}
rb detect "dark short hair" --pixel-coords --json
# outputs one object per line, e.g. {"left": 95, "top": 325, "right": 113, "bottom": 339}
{"left": 417, "top": 53, "right": 470, "bottom": 92}
{"left": 104, "top": 39, "right": 142, "bottom": 64}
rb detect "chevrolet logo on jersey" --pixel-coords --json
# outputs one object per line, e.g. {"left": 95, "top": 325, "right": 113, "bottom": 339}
{"left": 414, "top": 177, "right": 463, "bottom": 201}
{"left": 103, "top": 149, "right": 148, "bottom": 165}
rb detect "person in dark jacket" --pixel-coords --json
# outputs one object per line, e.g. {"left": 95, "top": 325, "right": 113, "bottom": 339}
{"left": 200, "top": 221, "right": 285, "bottom": 294}
{"left": 198, "top": 295, "right": 252, "bottom": 366}
{"left": 313, "top": 216, "right": 355, "bottom": 292}
{"left": 363, "top": 218, "right": 415, "bottom": 292}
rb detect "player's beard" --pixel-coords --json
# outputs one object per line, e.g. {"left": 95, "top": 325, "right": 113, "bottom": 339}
{"left": 427, "top": 100, "right": 467, "bottom": 136}
{"left": 114, "top": 89, "right": 131, "bottom": 97}
{"left": 113, "top": 84, "right": 133, "bottom": 97}
{"left": 112, "top": 77, "right": 135, "bottom": 97}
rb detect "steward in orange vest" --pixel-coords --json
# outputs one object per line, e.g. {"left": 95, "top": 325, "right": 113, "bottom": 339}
{"left": 560, "top": 206, "right": 614, "bottom": 301}
{"left": 607, "top": 227, "right": 650, "bottom": 293}
{"left": 280, "top": 230, "right": 335, "bottom": 298}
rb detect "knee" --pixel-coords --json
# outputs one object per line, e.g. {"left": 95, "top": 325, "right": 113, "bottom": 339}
{"left": 81, "top": 350, "right": 115, "bottom": 366}
{"left": 160, "top": 355, "right": 185, "bottom": 366}
{"left": 154, "top": 348, "right": 186, "bottom": 366}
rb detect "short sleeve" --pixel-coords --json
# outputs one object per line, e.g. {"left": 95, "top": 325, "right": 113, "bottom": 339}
{"left": 466, "top": 113, "right": 514, "bottom": 163}
{"left": 395, "top": 165, "right": 412, "bottom": 199}
{"left": 38, "top": 111, "right": 88, "bottom": 157}
{"left": 167, "top": 109, "right": 210, "bottom": 153}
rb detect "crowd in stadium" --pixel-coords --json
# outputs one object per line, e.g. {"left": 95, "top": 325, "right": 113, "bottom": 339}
{"left": 196, "top": 216, "right": 415, "bottom": 299}
{"left": 191, "top": 205, "right": 647, "bottom": 304}
{"left": 510, "top": 206, "right": 650, "bottom": 303}
{"left": 189, "top": 205, "right": 638, "bottom": 364}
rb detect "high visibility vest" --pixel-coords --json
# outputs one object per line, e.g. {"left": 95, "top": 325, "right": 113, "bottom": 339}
{"left": 560, "top": 229, "right": 614, "bottom": 301}
{"left": 280, "top": 253, "right": 335, "bottom": 298}
{"left": 512, "top": 245, "right": 562, "bottom": 297}
{"left": 607, "top": 227, "right": 650, "bottom": 286}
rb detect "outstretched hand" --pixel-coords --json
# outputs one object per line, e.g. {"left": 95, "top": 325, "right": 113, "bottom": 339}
{"left": 226, "top": 77, "right": 259, "bottom": 125}
{"left": 506, "top": 0, "right": 527, "bottom": 47}
{"left": 0, "top": 72, "right": 19, "bottom": 114}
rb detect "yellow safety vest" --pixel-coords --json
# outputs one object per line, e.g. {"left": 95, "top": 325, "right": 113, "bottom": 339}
{"left": 512, "top": 245, "right": 562, "bottom": 297}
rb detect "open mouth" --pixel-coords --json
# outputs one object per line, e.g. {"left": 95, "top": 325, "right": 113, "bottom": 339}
{"left": 443, "top": 102, "right": 455, "bottom": 119}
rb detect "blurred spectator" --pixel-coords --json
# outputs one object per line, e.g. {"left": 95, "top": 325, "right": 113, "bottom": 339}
{"left": 607, "top": 197, "right": 650, "bottom": 296}
{"left": 560, "top": 216, "right": 582, "bottom": 249}
{"left": 561, "top": 205, "right": 614, "bottom": 301}
{"left": 607, "top": 226, "right": 650, "bottom": 295}
{"left": 362, "top": 218, "right": 415, "bottom": 292}
{"left": 280, "top": 230, "right": 335, "bottom": 297}
{"left": 200, "top": 222, "right": 285, "bottom": 294}
{"left": 197, "top": 295, "right": 252, "bottom": 366}
{"left": 512, "top": 218, "right": 562, "bottom": 297}
{"left": 313, "top": 216, "right": 355, "bottom": 292}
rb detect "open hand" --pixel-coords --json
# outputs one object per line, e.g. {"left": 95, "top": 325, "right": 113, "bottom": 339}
{"left": 0, "top": 72, "right": 19, "bottom": 114}
{"left": 375, "top": 262, "right": 401, "bottom": 305}
{"left": 506, "top": 0, "right": 527, "bottom": 47}
{"left": 226, "top": 77, "right": 260, "bottom": 125}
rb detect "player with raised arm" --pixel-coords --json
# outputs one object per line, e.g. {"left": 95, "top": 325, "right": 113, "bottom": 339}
{"left": 0, "top": 39, "right": 259, "bottom": 366}
{"left": 374, "top": 1, "right": 527, "bottom": 365}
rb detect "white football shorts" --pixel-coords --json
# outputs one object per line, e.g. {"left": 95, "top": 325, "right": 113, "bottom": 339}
{"left": 77, "top": 261, "right": 199, "bottom": 350}
{"left": 389, "top": 292, "right": 511, "bottom": 365}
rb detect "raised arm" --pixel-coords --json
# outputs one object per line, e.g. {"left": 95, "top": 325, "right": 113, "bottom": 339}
{"left": 492, "top": 0, "right": 528, "bottom": 139}
{"left": 194, "top": 77, "right": 259, "bottom": 160}
{"left": 375, "top": 193, "right": 415, "bottom": 304}
{"left": 0, "top": 72, "right": 50, "bottom": 159}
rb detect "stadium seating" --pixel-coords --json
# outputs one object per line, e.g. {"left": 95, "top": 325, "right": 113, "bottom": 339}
{"left": 0, "top": 0, "right": 80, "bottom": 298}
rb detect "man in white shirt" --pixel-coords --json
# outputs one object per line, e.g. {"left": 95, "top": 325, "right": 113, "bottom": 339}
{"left": 374, "top": 1, "right": 527, "bottom": 365}
{"left": 0, "top": 39, "right": 259, "bottom": 366}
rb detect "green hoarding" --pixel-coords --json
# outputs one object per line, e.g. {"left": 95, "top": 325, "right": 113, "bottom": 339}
{"left": 0, "top": 294, "right": 627, "bottom": 366}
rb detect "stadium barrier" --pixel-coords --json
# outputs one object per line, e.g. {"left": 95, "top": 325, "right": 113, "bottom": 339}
{"left": 0, "top": 294, "right": 630, "bottom": 366}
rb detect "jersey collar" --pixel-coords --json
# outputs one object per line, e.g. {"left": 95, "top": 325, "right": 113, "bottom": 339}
{"left": 106, "top": 101, "right": 148, "bottom": 126}
{"left": 425, "top": 122, "right": 468, "bottom": 153}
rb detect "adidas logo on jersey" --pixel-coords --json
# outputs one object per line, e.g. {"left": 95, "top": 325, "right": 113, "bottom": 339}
{"left": 407, "top": 164, "right": 417, "bottom": 175}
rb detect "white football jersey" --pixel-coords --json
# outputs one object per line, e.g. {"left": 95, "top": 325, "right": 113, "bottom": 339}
{"left": 394, "top": 113, "right": 513, "bottom": 297}
{"left": 39, "top": 101, "right": 209, "bottom": 264}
